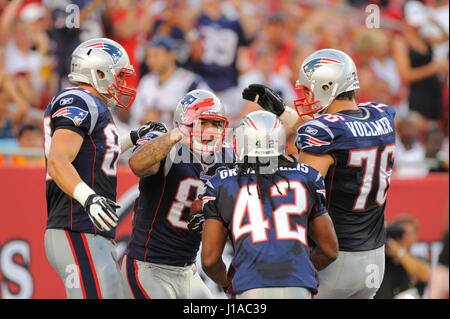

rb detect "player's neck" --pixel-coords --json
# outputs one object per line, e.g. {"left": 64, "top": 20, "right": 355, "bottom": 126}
{"left": 327, "top": 99, "right": 358, "bottom": 114}
{"left": 78, "top": 84, "right": 108, "bottom": 104}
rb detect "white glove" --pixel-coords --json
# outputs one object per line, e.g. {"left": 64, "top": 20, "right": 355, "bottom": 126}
{"left": 84, "top": 194, "right": 120, "bottom": 231}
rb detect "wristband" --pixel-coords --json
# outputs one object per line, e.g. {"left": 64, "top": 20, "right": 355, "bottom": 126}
{"left": 121, "top": 133, "right": 134, "bottom": 152}
{"left": 280, "top": 106, "right": 300, "bottom": 129}
{"left": 73, "top": 182, "right": 95, "bottom": 207}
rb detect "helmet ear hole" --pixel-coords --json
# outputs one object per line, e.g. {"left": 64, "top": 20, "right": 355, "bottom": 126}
{"left": 97, "top": 70, "right": 105, "bottom": 79}
{"left": 322, "top": 82, "right": 333, "bottom": 92}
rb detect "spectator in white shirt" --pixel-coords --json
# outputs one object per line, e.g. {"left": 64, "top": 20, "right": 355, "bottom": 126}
{"left": 130, "top": 36, "right": 210, "bottom": 129}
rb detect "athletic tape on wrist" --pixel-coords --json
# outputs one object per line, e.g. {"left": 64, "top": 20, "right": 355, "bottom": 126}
{"left": 73, "top": 182, "right": 96, "bottom": 207}
{"left": 280, "top": 107, "right": 300, "bottom": 129}
{"left": 121, "top": 133, "right": 134, "bottom": 152}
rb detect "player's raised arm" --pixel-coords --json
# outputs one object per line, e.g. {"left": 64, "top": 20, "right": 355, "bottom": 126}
{"left": 128, "top": 128, "right": 183, "bottom": 177}
{"left": 242, "top": 83, "right": 313, "bottom": 130}
{"left": 128, "top": 99, "right": 213, "bottom": 177}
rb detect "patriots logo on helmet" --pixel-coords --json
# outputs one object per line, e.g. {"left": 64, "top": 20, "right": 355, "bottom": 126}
{"left": 84, "top": 42, "right": 124, "bottom": 64}
{"left": 303, "top": 57, "right": 343, "bottom": 81}
{"left": 52, "top": 107, "right": 89, "bottom": 126}
{"left": 179, "top": 94, "right": 198, "bottom": 111}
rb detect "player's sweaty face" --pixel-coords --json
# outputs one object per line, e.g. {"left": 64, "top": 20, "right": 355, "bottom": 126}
{"left": 193, "top": 119, "right": 224, "bottom": 145}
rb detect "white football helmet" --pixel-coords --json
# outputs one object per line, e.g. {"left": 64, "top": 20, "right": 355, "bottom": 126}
{"left": 294, "top": 48, "right": 360, "bottom": 116}
{"left": 234, "top": 110, "right": 286, "bottom": 160}
{"left": 68, "top": 38, "right": 136, "bottom": 109}
{"left": 173, "top": 89, "right": 229, "bottom": 157}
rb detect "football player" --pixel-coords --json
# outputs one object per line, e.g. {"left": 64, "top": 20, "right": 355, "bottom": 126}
{"left": 121, "top": 89, "right": 233, "bottom": 299}
{"left": 243, "top": 48, "right": 396, "bottom": 298}
{"left": 44, "top": 38, "right": 159, "bottom": 299}
{"left": 201, "top": 110, "right": 338, "bottom": 299}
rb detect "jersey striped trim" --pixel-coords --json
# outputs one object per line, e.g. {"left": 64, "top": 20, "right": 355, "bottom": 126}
{"left": 143, "top": 172, "right": 167, "bottom": 261}
{"left": 64, "top": 230, "right": 102, "bottom": 298}
{"left": 124, "top": 255, "right": 150, "bottom": 299}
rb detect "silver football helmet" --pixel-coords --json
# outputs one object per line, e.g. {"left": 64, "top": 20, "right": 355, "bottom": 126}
{"left": 68, "top": 38, "right": 136, "bottom": 109}
{"left": 234, "top": 110, "right": 286, "bottom": 160}
{"left": 294, "top": 48, "right": 360, "bottom": 116}
{"left": 174, "top": 89, "right": 229, "bottom": 157}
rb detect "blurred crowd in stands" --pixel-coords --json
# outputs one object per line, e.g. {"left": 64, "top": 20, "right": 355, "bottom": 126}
{"left": 0, "top": 0, "right": 448, "bottom": 177}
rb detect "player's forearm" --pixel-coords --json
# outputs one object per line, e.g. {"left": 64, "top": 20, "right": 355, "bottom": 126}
{"left": 310, "top": 246, "right": 337, "bottom": 271}
{"left": 128, "top": 129, "right": 183, "bottom": 177}
{"left": 47, "top": 156, "right": 84, "bottom": 198}
{"left": 202, "top": 259, "right": 230, "bottom": 290}
{"left": 398, "top": 253, "right": 431, "bottom": 283}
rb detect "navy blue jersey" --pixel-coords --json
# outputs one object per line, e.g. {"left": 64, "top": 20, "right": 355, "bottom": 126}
{"left": 203, "top": 164, "right": 328, "bottom": 295}
{"left": 127, "top": 135, "right": 234, "bottom": 266}
{"left": 185, "top": 14, "right": 252, "bottom": 91}
{"left": 44, "top": 87, "right": 121, "bottom": 238}
{"left": 295, "top": 102, "right": 396, "bottom": 251}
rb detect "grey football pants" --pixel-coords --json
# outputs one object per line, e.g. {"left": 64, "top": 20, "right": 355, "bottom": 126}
{"left": 121, "top": 255, "right": 213, "bottom": 299}
{"left": 314, "top": 245, "right": 385, "bottom": 299}
{"left": 234, "top": 287, "right": 313, "bottom": 299}
{"left": 44, "top": 228, "right": 125, "bottom": 299}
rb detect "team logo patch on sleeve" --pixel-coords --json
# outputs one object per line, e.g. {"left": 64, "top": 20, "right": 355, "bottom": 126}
{"left": 202, "top": 196, "right": 216, "bottom": 205}
{"left": 299, "top": 134, "right": 331, "bottom": 148}
{"left": 316, "top": 189, "right": 327, "bottom": 197}
{"left": 52, "top": 107, "right": 88, "bottom": 126}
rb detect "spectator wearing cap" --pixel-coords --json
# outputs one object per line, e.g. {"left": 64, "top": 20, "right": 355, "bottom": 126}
{"left": 130, "top": 36, "right": 211, "bottom": 129}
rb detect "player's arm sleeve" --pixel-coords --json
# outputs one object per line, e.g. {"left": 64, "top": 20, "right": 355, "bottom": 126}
{"left": 50, "top": 93, "right": 98, "bottom": 138}
{"left": 295, "top": 119, "right": 339, "bottom": 154}
{"left": 202, "top": 179, "right": 226, "bottom": 225}
{"left": 306, "top": 169, "right": 329, "bottom": 221}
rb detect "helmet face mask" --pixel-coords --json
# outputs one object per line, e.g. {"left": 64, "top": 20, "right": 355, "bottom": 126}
{"left": 293, "top": 83, "right": 324, "bottom": 117}
{"left": 174, "top": 90, "right": 229, "bottom": 161}
{"left": 106, "top": 67, "right": 136, "bottom": 109}
{"left": 68, "top": 38, "right": 137, "bottom": 109}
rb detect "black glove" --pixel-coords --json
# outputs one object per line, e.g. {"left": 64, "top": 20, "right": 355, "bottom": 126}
{"left": 84, "top": 194, "right": 120, "bottom": 231}
{"left": 130, "top": 121, "right": 168, "bottom": 145}
{"left": 188, "top": 212, "right": 205, "bottom": 234}
{"left": 242, "top": 84, "right": 286, "bottom": 117}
